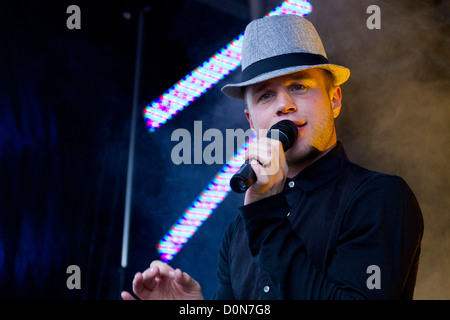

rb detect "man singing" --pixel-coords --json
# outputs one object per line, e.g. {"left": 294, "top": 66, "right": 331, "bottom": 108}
{"left": 121, "top": 14, "right": 423, "bottom": 300}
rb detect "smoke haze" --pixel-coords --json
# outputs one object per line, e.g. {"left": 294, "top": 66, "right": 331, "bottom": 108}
{"left": 308, "top": 0, "right": 450, "bottom": 299}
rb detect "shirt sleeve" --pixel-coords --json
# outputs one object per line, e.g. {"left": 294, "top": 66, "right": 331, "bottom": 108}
{"left": 212, "top": 217, "right": 238, "bottom": 300}
{"left": 239, "top": 175, "right": 423, "bottom": 299}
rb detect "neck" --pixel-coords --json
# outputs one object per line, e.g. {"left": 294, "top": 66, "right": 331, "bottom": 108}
{"left": 286, "top": 142, "right": 337, "bottom": 178}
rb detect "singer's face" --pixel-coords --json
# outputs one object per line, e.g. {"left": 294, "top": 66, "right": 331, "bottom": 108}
{"left": 244, "top": 68, "right": 342, "bottom": 164}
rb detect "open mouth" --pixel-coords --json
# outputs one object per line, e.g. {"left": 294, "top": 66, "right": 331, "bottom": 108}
{"left": 296, "top": 123, "right": 307, "bottom": 136}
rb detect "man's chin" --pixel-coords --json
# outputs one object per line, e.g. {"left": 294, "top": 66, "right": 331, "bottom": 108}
{"left": 286, "top": 144, "right": 322, "bottom": 164}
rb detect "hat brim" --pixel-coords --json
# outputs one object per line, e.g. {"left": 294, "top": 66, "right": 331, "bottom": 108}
{"left": 221, "top": 64, "right": 350, "bottom": 100}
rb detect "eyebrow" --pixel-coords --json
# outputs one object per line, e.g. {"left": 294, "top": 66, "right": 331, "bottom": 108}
{"left": 286, "top": 72, "right": 316, "bottom": 83}
{"left": 252, "top": 82, "right": 270, "bottom": 94}
{"left": 251, "top": 72, "right": 316, "bottom": 94}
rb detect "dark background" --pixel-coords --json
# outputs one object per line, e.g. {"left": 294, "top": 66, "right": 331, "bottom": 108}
{"left": 1, "top": 0, "right": 449, "bottom": 299}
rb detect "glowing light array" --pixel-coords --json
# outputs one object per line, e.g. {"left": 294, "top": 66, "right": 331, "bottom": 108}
{"left": 154, "top": 0, "right": 313, "bottom": 262}
{"left": 143, "top": 0, "right": 313, "bottom": 133}
{"left": 157, "top": 134, "right": 256, "bottom": 262}
{"left": 143, "top": 37, "right": 242, "bottom": 133}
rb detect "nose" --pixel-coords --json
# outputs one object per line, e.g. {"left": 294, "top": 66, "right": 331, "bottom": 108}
{"left": 275, "top": 91, "right": 297, "bottom": 116}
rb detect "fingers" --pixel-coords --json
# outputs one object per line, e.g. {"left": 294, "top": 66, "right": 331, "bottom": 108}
{"left": 249, "top": 159, "right": 270, "bottom": 186}
{"left": 246, "top": 138, "right": 286, "bottom": 183}
{"left": 150, "top": 260, "right": 174, "bottom": 277}
{"left": 246, "top": 137, "right": 276, "bottom": 164}
{"left": 136, "top": 261, "right": 173, "bottom": 293}
{"left": 124, "top": 260, "right": 203, "bottom": 300}
{"left": 141, "top": 268, "right": 158, "bottom": 291}
{"left": 246, "top": 137, "right": 285, "bottom": 175}
{"left": 130, "top": 262, "right": 166, "bottom": 299}
{"left": 170, "top": 268, "right": 197, "bottom": 290}
{"left": 146, "top": 262, "right": 199, "bottom": 293}
{"left": 244, "top": 137, "right": 288, "bottom": 205}
{"left": 132, "top": 271, "right": 147, "bottom": 297}
{"left": 132, "top": 261, "right": 181, "bottom": 298}
{"left": 121, "top": 291, "right": 136, "bottom": 300}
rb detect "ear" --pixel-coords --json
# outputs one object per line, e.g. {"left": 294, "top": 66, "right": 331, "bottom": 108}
{"left": 330, "top": 86, "right": 342, "bottom": 118}
{"left": 244, "top": 108, "right": 255, "bottom": 131}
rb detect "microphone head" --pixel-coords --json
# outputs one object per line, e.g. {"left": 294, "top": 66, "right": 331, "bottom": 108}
{"left": 229, "top": 119, "right": 298, "bottom": 193}
{"left": 266, "top": 120, "right": 298, "bottom": 151}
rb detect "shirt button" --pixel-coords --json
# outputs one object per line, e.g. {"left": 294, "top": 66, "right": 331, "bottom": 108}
{"left": 263, "top": 285, "right": 270, "bottom": 293}
{"left": 288, "top": 181, "right": 295, "bottom": 188}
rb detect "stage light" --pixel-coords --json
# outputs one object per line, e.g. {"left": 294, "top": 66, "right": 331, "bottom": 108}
{"left": 157, "top": 134, "right": 256, "bottom": 262}
{"left": 155, "top": 0, "right": 312, "bottom": 262}
{"left": 143, "top": 0, "right": 313, "bottom": 133}
{"left": 155, "top": 1, "right": 313, "bottom": 263}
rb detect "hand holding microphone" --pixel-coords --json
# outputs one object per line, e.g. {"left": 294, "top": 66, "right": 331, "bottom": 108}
{"left": 230, "top": 120, "right": 298, "bottom": 193}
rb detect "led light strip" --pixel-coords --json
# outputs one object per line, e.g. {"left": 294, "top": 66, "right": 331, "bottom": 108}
{"left": 143, "top": 37, "right": 242, "bottom": 133}
{"left": 155, "top": 1, "right": 313, "bottom": 263}
{"left": 157, "top": 134, "right": 256, "bottom": 262}
{"left": 143, "top": 0, "right": 313, "bottom": 133}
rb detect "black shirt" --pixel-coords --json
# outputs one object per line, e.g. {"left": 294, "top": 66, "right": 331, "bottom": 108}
{"left": 213, "top": 142, "right": 423, "bottom": 299}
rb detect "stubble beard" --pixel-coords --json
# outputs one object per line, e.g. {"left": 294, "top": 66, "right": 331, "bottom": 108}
{"left": 286, "top": 143, "right": 322, "bottom": 166}
{"left": 285, "top": 121, "right": 336, "bottom": 174}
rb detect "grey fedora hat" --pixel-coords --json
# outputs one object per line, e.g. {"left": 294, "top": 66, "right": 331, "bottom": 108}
{"left": 221, "top": 15, "right": 350, "bottom": 100}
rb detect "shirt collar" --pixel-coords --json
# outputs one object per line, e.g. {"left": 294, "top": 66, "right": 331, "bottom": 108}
{"left": 288, "top": 141, "right": 349, "bottom": 193}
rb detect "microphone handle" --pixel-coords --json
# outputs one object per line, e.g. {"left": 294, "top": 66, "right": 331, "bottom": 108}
{"left": 230, "top": 120, "right": 298, "bottom": 193}
{"left": 230, "top": 160, "right": 257, "bottom": 193}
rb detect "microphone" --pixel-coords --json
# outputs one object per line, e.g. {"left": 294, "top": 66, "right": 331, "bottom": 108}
{"left": 230, "top": 120, "right": 298, "bottom": 193}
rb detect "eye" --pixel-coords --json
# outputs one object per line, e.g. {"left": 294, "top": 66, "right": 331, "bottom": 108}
{"left": 260, "top": 93, "right": 272, "bottom": 100}
{"left": 292, "top": 84, "right": 306, "bottom": 92}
